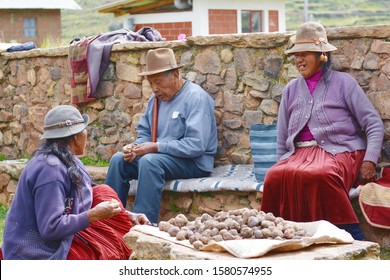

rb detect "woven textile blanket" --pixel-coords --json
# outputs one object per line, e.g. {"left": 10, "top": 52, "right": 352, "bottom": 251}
{"left": 249, "top": 124, "right": 277, "bottom": 185}
{"left": 68, "top": 35, "right": 100, "bottom": 104}
{"left": 359, "top": 167, "right": 390, "bottom": 229}
{"left": 128, "top": 164, "right": 263, "bottom": 195}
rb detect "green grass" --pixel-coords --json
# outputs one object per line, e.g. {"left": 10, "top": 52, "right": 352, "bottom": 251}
{"left": 0, "top": 205, "right": 8, "bottom": 246}
{"left": 61, "top": 0, "right": 116, "bottom": 44}
{"left": 285, "top": 0, "right": 390, "bottom": 31}
{"left": 79, "top": 156, "right": 110, "bottom": 167}
{"left": 380, "top": 248, "right": 390, "bottom": 260}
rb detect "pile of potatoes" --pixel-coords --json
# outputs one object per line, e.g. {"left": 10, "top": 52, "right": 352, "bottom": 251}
{"left": 158, "top": 208, "right": 310, "bottom": 250}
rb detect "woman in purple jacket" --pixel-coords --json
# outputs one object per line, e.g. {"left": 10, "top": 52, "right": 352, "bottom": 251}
{"left": 260, "top": 22, "right": 384, "bottom": 240}
{"left": 1, "top": 105, "right": 149, "bottom": 259}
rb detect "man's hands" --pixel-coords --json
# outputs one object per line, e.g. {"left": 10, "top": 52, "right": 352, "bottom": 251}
{"left": 122, "top": 142, "right": 158, "bottom": 162}
{"left": 122, "top": 143, "right": 137, "bottom": 162}
{"left": 359, "top": 161, "right": 376, "bottom": 184}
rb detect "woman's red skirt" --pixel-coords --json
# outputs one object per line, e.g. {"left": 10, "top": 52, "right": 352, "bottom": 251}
{"left": 66, "top": 184, "right": 132, "bottom": 260}
{"left": 261, "top": 146, "right": 365, "bottom": 225}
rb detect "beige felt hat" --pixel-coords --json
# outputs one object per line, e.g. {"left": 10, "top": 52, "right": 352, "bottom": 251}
{"left": 138, "top": 48, "right": 183, "bottom": 76}
{"left": 41, "top": 105, "right": 89, "bottom": 139}
{"left": 285, "top": 21, "right": 337, "bottom": 54}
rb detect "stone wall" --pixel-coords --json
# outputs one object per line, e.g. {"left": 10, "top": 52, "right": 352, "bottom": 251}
{"left": 1, "top": 25, "right": 390, "bottom": 166}
{"left": 1, "top": 25, "right": 390, "bottom": 194}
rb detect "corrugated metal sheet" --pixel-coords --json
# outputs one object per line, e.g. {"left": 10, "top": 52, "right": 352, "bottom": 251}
{"left": 97, "top": 0, "right": 180, "bottom": 17}
{"left": 0, "top": 0, "right": 82, "bottom": 10}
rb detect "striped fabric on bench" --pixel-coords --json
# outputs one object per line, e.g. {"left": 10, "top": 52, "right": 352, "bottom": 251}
{"left": 128, "top": 164, "right": 262, "bottom": 195}
{"left": 127, "top": 125, "right": 279, "bottom": 196}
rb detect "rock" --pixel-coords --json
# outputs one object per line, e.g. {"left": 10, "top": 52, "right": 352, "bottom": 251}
{"left": 116, "top": 63, "right": 142, "bottom": 83}
{"left": 194, "top": 47, "right": 221, "bottom": 74}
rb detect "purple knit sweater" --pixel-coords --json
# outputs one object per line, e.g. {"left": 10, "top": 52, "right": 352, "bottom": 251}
{"left": 277, "top": 69, "right": 384, "bottom": 163}
{"left": 2, "top": 154, "right": 92, "bottom": 259}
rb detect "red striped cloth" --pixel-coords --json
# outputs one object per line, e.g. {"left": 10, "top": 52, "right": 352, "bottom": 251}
{"left": 261, "top": 146, "right": 364, "bottom": 224}
{"left": 67, "top": 184, "right": 132, "bottom": 260}
{"left": 68, "top": 35, "right": 100, "bottom": 104}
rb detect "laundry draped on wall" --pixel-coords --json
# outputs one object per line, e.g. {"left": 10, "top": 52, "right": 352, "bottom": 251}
{"left": 68, "top": 27, "right": 164, "bottom": 104}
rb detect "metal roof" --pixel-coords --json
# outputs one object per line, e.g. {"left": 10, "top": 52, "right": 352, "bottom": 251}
{"left": 0, "top": 0, "right": 82, "bottom": 10}
{"left": 97, "top": 0, "right": 189, "bottom": 17}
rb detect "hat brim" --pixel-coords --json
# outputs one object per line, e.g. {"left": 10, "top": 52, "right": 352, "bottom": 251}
{"left": 285, "top": 42, "right": 337, "bottom": 55}
{"left": 138, "top": 65, "right": 184, "bottom": 76}
{"left": 41, "top": 114, "right": 89, "bottom": 140}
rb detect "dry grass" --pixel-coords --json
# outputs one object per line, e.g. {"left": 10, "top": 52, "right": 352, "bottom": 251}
{"left": 380, "top": 248, "right": 390, "bottom": 260}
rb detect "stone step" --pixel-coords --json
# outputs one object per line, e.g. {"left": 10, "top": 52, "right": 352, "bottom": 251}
{"left": 1, "top": 161, "right": 389, "bottom": 249}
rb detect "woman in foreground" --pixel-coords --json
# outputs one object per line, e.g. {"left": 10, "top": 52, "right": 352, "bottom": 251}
{"left": 1, "top": 105, "right": 150, "bottom": 259}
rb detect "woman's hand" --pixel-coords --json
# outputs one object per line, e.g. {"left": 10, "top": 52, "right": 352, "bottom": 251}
{"left": 127, "top": 211, "right": 152, "bottom": 226}
{"left": 359, "top": 161, "right": 376, "bottom": 184}
{"left": 87, "top": 199, "right": 121, "bottom": 223}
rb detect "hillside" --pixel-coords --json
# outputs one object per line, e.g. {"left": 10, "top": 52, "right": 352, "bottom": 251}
{"left": 286, "top": 0, "right": 390, "bottom": 30}
{"left": 61, "top": 0, "right": 118, "bottom": 44}
{"left": 61, "top": 0, "right": 390, "bottom": 43}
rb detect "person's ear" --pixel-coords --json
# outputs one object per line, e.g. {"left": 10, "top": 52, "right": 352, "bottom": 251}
{"left": 172, "top": 69, "right": 180, "bottom": 78}
{"left": 73, "top": 131, "right": 85, "bottom": 147}
{"left": 73, "top": 132, "right": 81, "bottom": 143}
{"left": 320, "top": 53, "right": 328, "bottom": 63}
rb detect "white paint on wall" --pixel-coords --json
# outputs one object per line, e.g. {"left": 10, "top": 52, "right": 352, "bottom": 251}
{"left": 120, "top": 0, "right": 286, "bottom": 35}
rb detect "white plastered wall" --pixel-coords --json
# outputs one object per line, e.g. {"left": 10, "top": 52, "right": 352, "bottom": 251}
{"left": 121, "top": 0, "right": 286, "bottom": 36}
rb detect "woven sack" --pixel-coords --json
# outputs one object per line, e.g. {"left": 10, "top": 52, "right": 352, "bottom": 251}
{"left": 359, "top": 167, "right": 390, "bottom": 229}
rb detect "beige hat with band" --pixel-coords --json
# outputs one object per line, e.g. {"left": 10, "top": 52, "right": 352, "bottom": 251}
{"left": 138, "top": 48, "right": 183, "bottom": 76}
{"left": 285, "top": 21, "right": 337, "bottom": 54}
{"left": 41, "top": 105, "right": 89, "bottom": 139}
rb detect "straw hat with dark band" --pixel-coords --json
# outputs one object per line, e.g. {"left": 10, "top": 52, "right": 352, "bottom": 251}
{"left": 41, "top": 105, "right": 89, "bottom": 139}
{"left": 285, "top": 21, "right": 337, "bottom": 54}
{"left": 138, "top": 48, "right": 183, "bottom": 76}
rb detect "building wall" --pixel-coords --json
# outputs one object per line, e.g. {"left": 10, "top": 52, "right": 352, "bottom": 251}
{"left": 132, "top": 7, "right": 279, "bottom": 39}
{"left": 135, "top": 22, "right": 192, "bottom": 41}
{"left": 0, "top": 9, "right": 61, "bottom": 46}
{"left": 208, "top": 9, "right": 237, "bottom": 35}
{"left": 193, "top": 0, "right": 286, "bottom": 35}
{"left": 123, "top": 0, "right": 286, "bottom": 37}
{"left": 268, "top": 10, "right": 279, "bottom": 32}
{"left": 207, "top": 8, "right": 281, "bottom": 35}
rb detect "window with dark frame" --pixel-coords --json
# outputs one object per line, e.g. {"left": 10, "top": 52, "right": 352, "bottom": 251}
{"left": 24, "top": 18, "right": 36, "bottom": 37}
{"left": 241, "top": 10, "right": 263, "bottom": 33}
